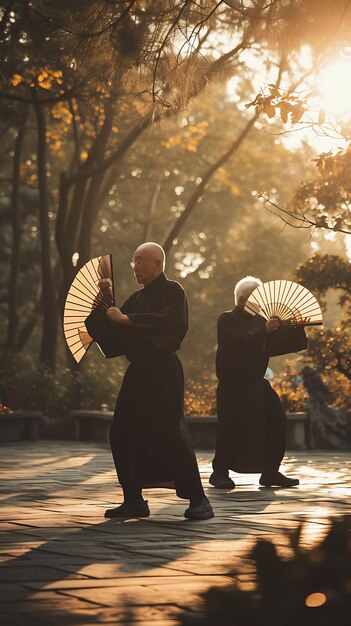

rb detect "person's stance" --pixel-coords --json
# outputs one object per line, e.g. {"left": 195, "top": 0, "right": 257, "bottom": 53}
{"left": 86, "top": 242, "right": 214, "bottom": 520}
{"left": 210, "top": 276, "right": 307, "bottom": 490}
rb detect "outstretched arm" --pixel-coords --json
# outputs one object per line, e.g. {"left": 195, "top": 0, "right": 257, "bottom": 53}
{"left": 266, "top": 323, "right": 308, "bottom": 357}
{"left": 218, "top": 313, "right": 267, "bottom": 355}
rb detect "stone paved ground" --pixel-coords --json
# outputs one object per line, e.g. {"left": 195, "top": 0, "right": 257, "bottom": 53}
{"left": 0, "top": 442, "right": 350, "bottom": 626}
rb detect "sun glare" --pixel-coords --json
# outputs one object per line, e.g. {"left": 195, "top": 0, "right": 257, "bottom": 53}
{"left": 316, "top": 57, "right": 351, "bottom": 117}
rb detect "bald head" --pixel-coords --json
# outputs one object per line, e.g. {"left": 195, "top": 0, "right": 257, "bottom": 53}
{"left": 135, "top": 242, "right": 165, "bottom": 265}
{"left": 131, "top": 242, "right": 165, "bottom": 286}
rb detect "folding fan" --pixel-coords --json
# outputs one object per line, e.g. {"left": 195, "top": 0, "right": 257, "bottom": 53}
{"left": 244, "top": 280, "right": 323, "bottom": 326}
{"left": 63, "top": 254, "right": 115, "bottom": 363}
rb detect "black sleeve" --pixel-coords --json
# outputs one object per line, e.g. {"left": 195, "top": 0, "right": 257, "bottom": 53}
{"left": 217, "top": 313, "right": 267, "bottom": 355}
{"left": 266, "top": 324, "right": 308, "bottom": 357}
{"left": 125, "top": 283, "right": 188, "bottom": 351}
{"left": 85, "top": 306, "right": 126, "bottom": 358}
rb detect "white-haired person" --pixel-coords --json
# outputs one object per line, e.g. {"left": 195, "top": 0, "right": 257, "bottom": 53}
{"left": 210, "top": 276, "right": 307, "bottom": 490}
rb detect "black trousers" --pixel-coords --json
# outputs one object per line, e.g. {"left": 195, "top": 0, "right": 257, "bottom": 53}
{"left": 110, "top": 356, "right": 205, "bottom": 501}
{"left": 212, "top": 378, "right": 287, "bottom": 475}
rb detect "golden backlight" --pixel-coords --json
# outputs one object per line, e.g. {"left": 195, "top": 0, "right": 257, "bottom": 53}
{"left": 316, "top": 57, "right": 351, "bottom": 117}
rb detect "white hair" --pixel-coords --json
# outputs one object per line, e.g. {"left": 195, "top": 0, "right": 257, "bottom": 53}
{"left": 234, "top": 276, "right": 262, "bottom": 305}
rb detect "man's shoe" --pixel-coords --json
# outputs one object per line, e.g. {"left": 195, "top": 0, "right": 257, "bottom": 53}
{"left": 184, "top": 497, "right": 214, "bottom": 520}
{"left": 259, "top": 472, "right": 299, "bottom": 488}
{"left": 104, "top": 499, "right": 150, "bottom": 519}
{"left": 209, "top": 472, "right": 235, "bottom": 489}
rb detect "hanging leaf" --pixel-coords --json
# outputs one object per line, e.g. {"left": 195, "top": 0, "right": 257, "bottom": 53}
{"left": 265, "top": 103, "right": 275, "bottom": 118}
{"left": 315, "top": 215, "right": 328, "bottom": 227}
{"left": 291, "top": 105, "right": 304, "bottom": 124}
{"left": 318, "top": 108, "right": 326, "bottom": 124}
{"left": 332, "top": 217, "right": 344, "bottom": 231}
{"left": 280, "top": 102, "right": 289, "bottom": 123}
{"left": 325, "top": 158, "right": 338, "bottom": 176}
{"left": 268, "top": 84, "right": 279, "bottom": 98}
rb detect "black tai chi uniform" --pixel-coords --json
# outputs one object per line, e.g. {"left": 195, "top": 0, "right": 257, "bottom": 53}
{"left": 86, "top": 272, "right": 204, "bottom": 501}
{"left": 212, "top": 306, "right": 307, "bottom": 475}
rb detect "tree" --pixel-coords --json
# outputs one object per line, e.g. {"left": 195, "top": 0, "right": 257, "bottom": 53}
{"left": 295, "top": 254, "right": 351, "bottom": 398}
{"left": 2, "top": 0, "right": 351, "bottom": 371}
{"left": 260, "top": 143, "right": 351, "bottom": 236}
{"left": 89, "top": 84, "right": 316, "bottom": 383}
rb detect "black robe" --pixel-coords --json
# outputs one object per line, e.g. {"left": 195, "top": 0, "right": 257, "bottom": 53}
{"left": 213, "top": 306, "right": 307, "bottom": 474}
{"left": 85, "top": 272, "right": 204, "bottom": 500}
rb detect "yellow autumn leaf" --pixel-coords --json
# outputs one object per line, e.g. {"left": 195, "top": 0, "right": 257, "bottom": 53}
{"left": 280, "top": 102, "right": 289, "bottom": 123}
{"left": 265, "top": 104, "right": 275, "bottom": 118}
{"left": 11, "top": 73, "right": 23, "bottom": 87}
{"left": 291, "top": 105, "right": 304, "bottom": 124}
{"left": 39, "top": 80, "right": 52, "bottom": 90}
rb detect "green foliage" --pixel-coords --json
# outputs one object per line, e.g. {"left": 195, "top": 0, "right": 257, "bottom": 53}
{"left": 2, "top": 0, "right": 347, "bottom": 384}
{"left": 296, "top": 254, "right": 351, "bottom": 312}
{"left": 0, "top": 349, "right": 125, "bottom": 416}
{"left": 73, "top": 353, "right": 125, "bottom": 412}
{"left": 304, "top": 327, "right": 351, "bottom": 403}
{"left": 177, "top": 516, "right": 351, "bottom": 626}
{"left": 291, "top": 148, "right": 351, "bottom": 233}
{"left": 292, "top": 253, "right": 351, "bottom": 411}
{"left": 0, "top": 351, "right": 75, "bottom": 416}
{"left": 261, "top": 252, "right": 351, "bottom": 415}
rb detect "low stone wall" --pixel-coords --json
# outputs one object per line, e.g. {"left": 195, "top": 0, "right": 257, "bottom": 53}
{"left": 69, "top": 410, "right": 309, "bottom": 450}
{"left": 0, "top": 410, "right": 309, "bottom": 449}
{"left": 0, "top": 411, "right": 43, "bottom": 442}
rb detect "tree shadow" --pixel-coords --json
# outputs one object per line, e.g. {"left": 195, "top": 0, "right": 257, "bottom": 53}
{"left": 0, "top": 490, "right": 282, "bottom": 625}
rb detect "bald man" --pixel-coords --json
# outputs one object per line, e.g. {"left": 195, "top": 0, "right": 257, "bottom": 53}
{"left": 86, "top": 242, "right": 213, "bottom": 520}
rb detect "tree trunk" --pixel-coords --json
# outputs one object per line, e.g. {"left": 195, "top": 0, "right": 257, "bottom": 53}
{"left": 77, "top": 171, "right": 105, "bottom": 267}
{"left": 5, "top": 105, "right": 28, "bottom": 349}
{"left": 14, "top": 296, "right": 41, "bottom": 353}
{"left": 57, "top": 103, "right": 115, "bottom": 313}
{"left": 14, "top": 260, "right": 61, "bottom": 353}
{"left": 77, "top": 104, "right": 114, "bottom": 268}
{"left": 33, "top": 95, "right": 58, "bottom": 368}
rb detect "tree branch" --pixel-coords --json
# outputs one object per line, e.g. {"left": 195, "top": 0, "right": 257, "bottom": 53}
{"left": 161, "top": 115, "right": 257, "bottom": 254}
{"left": 260, "top": 195, "right": 351, "bottom": 235}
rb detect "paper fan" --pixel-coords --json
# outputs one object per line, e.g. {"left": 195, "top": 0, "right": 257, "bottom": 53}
{"left": 244, "top": 280, "right": 323, "bottom": 326}
{"left": 63, "top": 254, "right": 115, "bottom": 363}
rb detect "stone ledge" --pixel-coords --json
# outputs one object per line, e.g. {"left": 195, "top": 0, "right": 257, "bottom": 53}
{"left": 0, "top": 410, "right": 308, "bottom": 448}
{"left": 69, "top": 410, "right": 308, "bottom": 449}
{"left": 0, "top": 411, "right": 43, "bottom": 442}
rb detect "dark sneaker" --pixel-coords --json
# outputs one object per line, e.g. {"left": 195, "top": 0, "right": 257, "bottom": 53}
{"left": 209, "top": 472, "right": 235, "bottom": 489}
{"left": 184, "top": 497, "right": 214, "bottom": 520}
{"left": 104, "top": 499, "right": 150, "bottom": 519}
{"left": 259, "top": 472, "right": 299, "bottom": 488}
